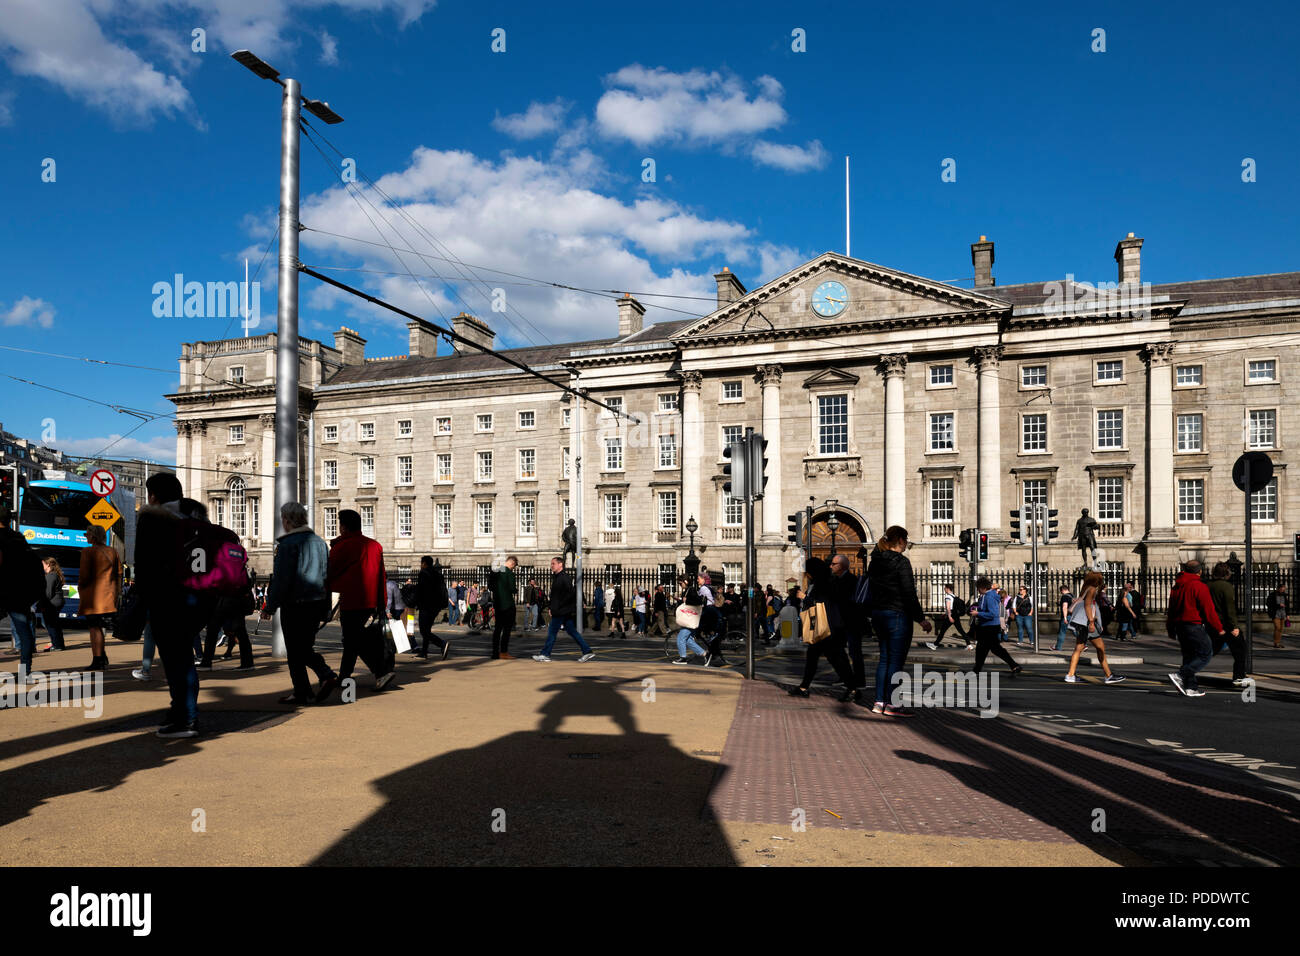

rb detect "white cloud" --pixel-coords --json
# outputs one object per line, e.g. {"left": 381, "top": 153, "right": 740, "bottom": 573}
{"left": 59, "top": 433, "right": 177, "bottom": 463}
{"left": 319, "top": 29, "right": 338, "bottom": 66}
{"left": 0, "top": 88, "right": 16, "bottom": 125}
{"left": 1, "top": 296, "right": 56, "bottom": 328}
{"left": 751, "top": 139, "right": 830, "bottom": 172}
{"left": 492, "top": 99, "right": 568, "bottom": 139}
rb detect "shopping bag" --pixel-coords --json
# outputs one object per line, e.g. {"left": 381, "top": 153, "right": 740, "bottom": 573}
{"left": 799, "top": 602, "right": 831, "bottom": 644}
{"left": 388, "top": 618, "right": 411, "bottom": 654}
{"left": 404, "top": 614, "right": 415, "bottom": 637}
{"left": 674, "top": 604, "right": 702, "bottom": 630}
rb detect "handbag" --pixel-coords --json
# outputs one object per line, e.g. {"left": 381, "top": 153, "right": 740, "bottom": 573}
{"left": 388, "top": 618, "right": 411, "bottom": 654}
{"left": 800, "top": 602, "right": 832, "bottom": 644}
{"left": 674, "top": 604, "right": 702, "bottom": 629}
{"left": 112, "top": 587, "right": 146, "bottom": 642}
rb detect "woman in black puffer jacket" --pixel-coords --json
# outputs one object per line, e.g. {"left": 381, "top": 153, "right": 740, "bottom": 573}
{"left": 866, "top": 526, "right": 932, "bottom": 716}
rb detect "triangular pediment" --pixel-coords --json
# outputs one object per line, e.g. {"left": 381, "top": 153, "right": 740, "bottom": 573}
{"left": 675, "top": 252, "right": 1009, "bottom": 340}
{"left": 801, "top": 367, "right": 860, "bottom": 389}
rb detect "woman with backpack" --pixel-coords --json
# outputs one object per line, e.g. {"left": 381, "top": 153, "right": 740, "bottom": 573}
{"left": 971, "top": 577, "right": 1023, "bottom": 678}
{"left": 37, "top": 557, "right": 67, "bottom": 652}
{"left": 1063, "top": 571, "right": 1126, "bottom": 684}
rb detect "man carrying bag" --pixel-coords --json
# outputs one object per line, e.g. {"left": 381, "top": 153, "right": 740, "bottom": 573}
{"left": 326, "top": 509, "right": 396, "bottom": 697}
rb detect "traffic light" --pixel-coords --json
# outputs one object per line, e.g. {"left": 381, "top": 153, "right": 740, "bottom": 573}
{"left": 0, "top": 466, "right": 15, "bottom": 512}
{"left": 748, "top": 433, "right": 769, "bottom": 499}
{"left": 787, "top": 511, "right": 805, "bottom": 548}
{"left": 1294, "top": 532, "right": 1300, "bottom": 563}
{"left": 958, "top": 527, "right": 973, "bottom": 561}
{"left": 1044, "top": 508, "right": 1059, "bottom": 543}
{"left": 978, "top": 532, "right": 990, "bottom": 562}
{"left": 1008, "top": 509, "right": 1022, "bottom": 545}
{"left": 722, "top": 440, "right": 747, "bottom": 498}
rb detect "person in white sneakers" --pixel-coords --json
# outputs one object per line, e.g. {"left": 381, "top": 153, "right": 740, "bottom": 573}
{"left": 1063, "top": 571, "right": 1125, "bottom": 685}
{"left": 532, "top": 556, "right": 595, "bottom": 663}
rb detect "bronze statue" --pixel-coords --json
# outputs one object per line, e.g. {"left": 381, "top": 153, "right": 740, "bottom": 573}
{"left": 561, "top": 518, "right": 578, "bottom": 568}
{"left": 1071, "top": 508, "right": 1100, "bottom": 567}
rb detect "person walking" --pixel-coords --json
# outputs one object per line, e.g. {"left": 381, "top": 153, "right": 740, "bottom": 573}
{"left": 415, "top": 556, "right": 451, "bottom": 660}
{"left": 489, "top": 555, "right": 518, "bottom": 659}
{"left": 1208, "top": 562, "right": 1249, "bottom": 687}
{"left": 478, "top": 582, "right": 494, "bottom": 632}
{"left": 197, "top": 572, "right": 255, "bottom": 671}
{"left": 671, "top": 571, "right": 712, "bottom": 665}
{"left": 1063, "top": 572, "right": 1125, "bottom": 684}
{"left": 1166, "top": 559, "right": 1223, "bottom": 698}
{"left": 865, "top": 527, "right": 933, "bottom": 716}
{"left": 533, "top": 556, "right": 595, "bottom": 662}
{"left": 1266, "top": 585, "right": 1288, "bottom": 649}
{"left": 609, "top": 585, "right": 626, "bottom": 638}
{"left": 0, "top": 504, "right": 45, "bottom": 682}
{"left": 651, "top": 585, "right": 669, "bottom": 636}
{"left": 998, "top": 589, "right": 1013, "bottom": 641}
{"left": 633, "top": 588, "right": 647, "bottom": 634}
{"left": 465, "top": 583, "right": 480, "bottom": 630}
{"left": 326, "top": 508, "right": 396, "bottom": 696}
{"left": 261, "top": 502, "right": 339, "bottom": 706}
{"left": 523, "top": 579, "right": 540, "bottom": 631}
{"left": 78, "top": 524, "right": 121, "bottom": 671}
{"left": 1014, "top": 586, "right": 1035, "bottom": 646}
{"left": 445, "top": 580, "right": 460, "bottom": 626}
{"left": 970, "top": 577, "right": 1022, "bottom": 678}
{"left": 787, "top": 556, "right": 860, "bottom": 699}
{"left": 386, "top": 574, "right": 407, "bottom": 633}
{"left": 925, "top": 583, "right": 968, "bottom": 650}
{"left": 1054, "top": 585, "right": 1074, "bottom": 651}
{"left": 37, "top": 557, "right": 67, "bottom": 652}
{"left": 1116, "top": 582, "right": 1138, "bottom": 641}
{"left": 592, "top": 581, "right": 606, "bottom": 632}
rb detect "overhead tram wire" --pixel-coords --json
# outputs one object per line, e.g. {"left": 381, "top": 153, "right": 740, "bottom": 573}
{"left": 297, "top": 265, "right": 633, "bottom": 421}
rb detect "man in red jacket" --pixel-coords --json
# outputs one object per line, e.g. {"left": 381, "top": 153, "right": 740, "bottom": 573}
{"left": 1165, "top": 560, "right": 1222, "bottom": 698}
{"left": 325, "top": 509, "right": 395, "bottom": 698}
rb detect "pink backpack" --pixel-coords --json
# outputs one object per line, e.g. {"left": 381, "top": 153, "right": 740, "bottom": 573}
{"left": 177, "top": 518, "right": 249, "bottom": 595}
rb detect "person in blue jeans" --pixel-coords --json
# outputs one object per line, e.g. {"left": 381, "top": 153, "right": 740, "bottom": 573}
{"left": 1, "top": 503, "right": 45, "bottom": 682}
{"left": 1014, "top": 586, "right": 1035, "bottom": 644}
{"left": 7, "top": 608, "right": 38, "bottom": 681}
{"left": 865, "top": 527, "right": 933, "bottom": 716}
{"left": 1054, "top": 586, "right": 1074, "bottom": 651}
{"left": 971, "top": 577, "right": 1022, "bottom": 677}
{"left": 592, "top": 583, "right": 606, "bottom": 631}
{"left": 533, "top": 557, "right": 595, "bottom": 662}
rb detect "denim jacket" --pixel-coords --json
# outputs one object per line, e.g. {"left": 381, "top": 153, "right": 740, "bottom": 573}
{"left": 264, "top": 526, "right": 329, "bottom": 614}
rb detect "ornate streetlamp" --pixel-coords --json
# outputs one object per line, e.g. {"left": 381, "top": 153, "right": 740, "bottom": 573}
{"left": 684, "top": 515, "right": 700, "bottom": 582}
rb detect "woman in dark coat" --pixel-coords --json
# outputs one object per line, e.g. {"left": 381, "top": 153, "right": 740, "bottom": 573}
{"left": 609, "top": 586, "right": 626, "bottom": 637}
{"left": 788, "top": 557, "right": 859, "bottom": 699}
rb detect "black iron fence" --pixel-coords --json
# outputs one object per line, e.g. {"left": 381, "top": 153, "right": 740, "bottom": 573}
{"left": 392, "top": 563, "right": 682, "bottom": 605}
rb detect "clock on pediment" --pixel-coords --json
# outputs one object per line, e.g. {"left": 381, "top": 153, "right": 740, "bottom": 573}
{"left": 812, "top": 280, "right": 848, "bottom": 318}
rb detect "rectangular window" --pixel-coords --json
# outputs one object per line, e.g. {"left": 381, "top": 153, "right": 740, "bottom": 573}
{"left": 723, "top": 563, "right": 742, "bottom": 587}
{"left": 396, "top": 455, "right": 413, "bottom": 485}
{"left": 658, "top": 491, "right": 678, "bottom": 531}
{"left": 1176, "top": 365, "right": 1203, "bottom": 387}
{"left": 928, "top": 561, "right": 956, "bottom": 610}
{"left": 518, "top": 448, "right": 536, "bottom": 479}
{"left": 322, "top": 506, "right": 338, "bottom": 539}
{"left": 929, "top": 478, "right": 954, "bottom": 522}
{"left": 323, "top": 423, "right": 338, "bottom": 443}
{"left": 518, "top": 410, "right": 535, "bottom": 429}
{"left": 1097, "top": 410, "right": 1124, "bottom": 449}
{"left": 212, "top": 498, "right": 224, "bottom": 528}
{"left": 1097, "top": 477, "right": 1124, "bottom": 521}
{"left": 1021, "top": 365, "right": 1047, "bottom": 388}
{"left": 360, "top": 504, "right": 374, "bottom": 536}
{"left": 476, "top": 451, "right": 493, "bottom": 481}
{"left": 658, "top": 392, "right": 679, "bottom": 412}
{"left": 396, "top": 419, "right": 413, "bottom": 438}
{"left": 561, "top": 407, "right": 572, "bottom": 428}
{"left": 436, "top": 453, "right": 452, "bottom": 482}
{"left": 605, "top": 437, "right": 623, "bottom": 471}
{"left": 723, "top": 493, "right": 743, "bottom": 526}
{"left": 228, "top": 366, "right": 245, "bottom": 385}
{"left": 1251, "top": 477, "right": 1278, "bottom": 522}
{"left": 562, "top": 447, "right": 571, "bottom": 479}
{"left": 476, "top": 413, "right": 493, "bottom": 432}
{"left": 721, "top": 381, "right": 743, "bottom": 401}
{"left": 1023, "top": 479, "right": 1048, "bottom": 509}
{"left": 658, "top": 433, "right": 678, "bottom": 468}
{"left": 435, "top": 502, "right": 452, "bottom": 537}
{"left": 359, "top": 422, "right": 375, "bottom": 441}
{"left": 606, "top": 397, "right": 624, "bottom": 415}
{"left": 1177, "top": 479, "right": 1204, "bottom": 523}
{"left": 1248, "top": 359, "right": 1277, "bottom": 383}
{"left": 229, "top": 424, "right": 244, "bottom": 445}
{"left": 562, "top": 499, "right": 570, "bottom": 525}
{"left": 435, "top": 416, "right": 452, "bottom": 434}
{"left": 322, "top": 460, "right": 338, "bottom": 489}
{"left": 359, "top": 457, "right": 375, "bottom": 487}
{"left": 1022, "top": 413, "right": 1047, "bottom": 452}
{"left": 1176, "top": 414, "right": 1203, "bottom": 452}
{"left": 1248, "top": 409, "right": 1276, "bottom": 449}
{"left": 604, "top": 494, "right": 624, "bottom": 531}
{"left": 1096, "top": 360, "right": 1123, "bottom": 383}
{"left": 722, "top": 425, "right": 743, "bottom": 450}
{"left": 928, "top": 365, "right": 954, "bottom": 387}
{"left": 518, "top": 499, "right": 537, "bottom": 535}
{"left": 928, "top": 413, "right": 955, "bottom": 452}
{"left": 476, "top": 501, "right": 493, "bottom": 536}
{"left": 817, "top": 394, "right": 848, "bottom": 455}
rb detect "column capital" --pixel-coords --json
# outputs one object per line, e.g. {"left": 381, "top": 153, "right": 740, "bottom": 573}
{"left": 189, "top": 419, "right": 207, "bottom": 435}
{"left": 680, "top": 370, "right": 703, "bottom": 392}
{"left": 754, "top": 364, "right": 783, "bottom": 387}
{"left": 174, "top": 420, "right": 191, "bottom": 436}
{"left": 1140, "top": 341, "right": 1178, "bottom": 366}
{"left": 970, "top": 345, "right": 1004, "bottom": 370}
{"left": 258, "top": 413, "right": 276, "bottom": 428}
{"left": 875, "top": 353, "right": 908, "bottom": 380}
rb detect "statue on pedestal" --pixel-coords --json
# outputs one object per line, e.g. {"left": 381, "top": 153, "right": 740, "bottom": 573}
{"left": 1071, "top": 508, "right": 1100, "bottom": 568}
{"left": 561, "top": 518, "right": 578, "bottom": 568}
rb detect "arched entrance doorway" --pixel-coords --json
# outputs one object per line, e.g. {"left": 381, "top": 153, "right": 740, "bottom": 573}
{"left": 809, "top": 510, "right": 870, "bottom": 575}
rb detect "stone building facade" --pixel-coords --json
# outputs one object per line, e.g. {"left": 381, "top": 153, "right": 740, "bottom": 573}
{"left": 168, "top": 235, "right": 1300, "bottom": 588}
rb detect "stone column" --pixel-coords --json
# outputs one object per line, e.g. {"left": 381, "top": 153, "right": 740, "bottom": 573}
{"left": 1142, "top": 343, "right": 1179, "bottom": 550}
{"left": 174, "top": 420, "right": 190, "bottom": 495}
{"left": 680, "top": 371, "right": 703, "bottom": 540}
{"left": 972, "top": 346, "right": 1004, "bottom": 533}
{"left": 187, "top": 420, "right": 206, "bottom": 501}
{"left": 259, "top": 414, "right": 276, "bottom": 543}
{"left": 756, "top": 364, "right": 783, "bottom": 539}
{"left": 877, "top": 354, "right": 908, "bottom": 529}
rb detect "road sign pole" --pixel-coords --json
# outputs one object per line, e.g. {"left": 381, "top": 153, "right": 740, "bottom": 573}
{"left": 1031, "top": 505, "right": 1040, "bottom": 654}
{"left": 1244, "top": 457, "right": 1253, "bottom": 675}
{"left": 744, "top": 427, "right": 756, "bottom": 680}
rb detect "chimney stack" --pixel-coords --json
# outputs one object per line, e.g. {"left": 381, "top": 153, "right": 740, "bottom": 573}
{"left": 714, "top": 267, "right": 746, "bottom": 309}
{"left": 971, "top": 236, "right": 995, "bottom": 288}
{"left": 333, "top": 327, "right": 366, "bottom": 366}
{"left": 407, "top": 318, "right": 440, "bottom": 358}
{"left": 617, "top": 293, "right": 645, "bottom": 337}
{"left": 452, "top": 312, "right": 495, "bottom": 351}
{"left": 1115, "top": 232, "right": 1143, "bottom": 285}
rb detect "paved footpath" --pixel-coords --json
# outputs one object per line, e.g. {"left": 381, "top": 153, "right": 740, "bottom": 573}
{"left": 2, "top": 628, "right": 1297, "bottom": 866}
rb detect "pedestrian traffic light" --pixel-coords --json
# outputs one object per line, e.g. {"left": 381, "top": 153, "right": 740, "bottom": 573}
{"left": 1294, "top": 531, "right": 1300, "bottom": 563}
{"left": 978, "top": 532, "right": 989, "bottom": 562}
{"left": 748, "top": 433, "right": 769, "bottom": 499}
{"left": 958, "top": 527, "right": 973, "bottom": 560}
{"left": 722, "top": 440, "right": 747, "bottom": 498}
{"left": 1044, "top": 508, "right": 1059, "bottom": 543}
{"left": 0, "top": 466, "right": 15, "bottom": 512}
{"left": 1008, "top": 509, "right": 1022, "bottom": 544}
{"left": 787, "top": 511, "right": 805, "bottom": 547}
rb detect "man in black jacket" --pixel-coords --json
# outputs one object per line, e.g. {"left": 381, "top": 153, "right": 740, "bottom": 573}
{"left": 532, "top": 556, "right": 595, "bottom": 662}
{"left": 0, "top": 504, "right": 45, "bottom": 682}
{"left": 415, "top": 556, "right": 452, "bottom": 660}
{"left": 829, "top": 554, "right": 866, "bottom": 694}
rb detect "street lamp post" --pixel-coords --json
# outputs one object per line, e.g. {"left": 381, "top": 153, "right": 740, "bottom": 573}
{"left": 825, "top": 499, "right": 840, "bottom": 557}
{"left": 684, "top": 515, "right": 700, "bottom": 582}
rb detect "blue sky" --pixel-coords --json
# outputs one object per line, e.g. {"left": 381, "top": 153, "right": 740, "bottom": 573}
{"left": 1, "top": 0, "right": 1297, "bottom": 465}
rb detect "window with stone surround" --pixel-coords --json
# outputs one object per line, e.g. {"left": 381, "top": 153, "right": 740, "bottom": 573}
{"left": 435, "top": 502, "right": 452, "bottom": 537}
{"left": 1094, "top": 360, "right": 1124, "bottom": 384}
{"left": 476, "top": 501, "right": 493, "bottom": 536}
{"left": 929, "top": 478, "right": 954, "bottom": 522}
{"left": 1248, "top": 409, "right": 1277, "bottom": 449}
{"left": 1021, "top": 413, "right": 1047, "bottom": 453}
{"left": 518, "top": 448, "right": 536, "bottom": 480}
{"left": 928, "top": 412, "right": 955, "bottom": 453}
{"left": 817, "top": 394, "right": 848, "bottom": 455}
{"left": 604, "top": 437, "right": 623, "bottom": 471}
{"left": 360, "top": 504, "right": 374, "bottom": 536}
{"left": 658, "top": 433, "right": 678, "bottom": 468}
{"left": 722, "top": 492, "right": 743, "bottom": 526}
{"left": 604, "top": 493, "right": 624, "bottom": 531}
{"left": 476, "top": 451, "right": 493, "bottom": 482}
{"left": 359, "top": 457, "right": 375, "bottom": 487}
{"left": 721, "top": 381, "right": 743, "bottom": 402}
{"left": 1177, "top": 414, "right": 1203, "bottom": 452}
{"left": 1021, "top": 365, "right": 1047, "bottom": 389}
{"left": 397, "top": 419, "right": 413, "bottom": 438}
{"left": 436, "top": 416, "right": 452, "bottom": 434}
{"left": 229, "top": 477, "right": 247, "bottom": 537}
{"left": 928, "top": 364, "right": 954, "bottom": 388}
{"left": 1096, "top": 409, "right": 1124, "bottom": 449}
{"left": 1251, "top": 478, "right": 1278, "bottom": 523}
{"left": 476, "top": 413, "right": 493, "bottom": 433}
{"left": 1247, "top": 358, "right": 1278, "bottom": 384}
{"left": 322, "top": 459, "right": 338, "bottom": 489}
{"left": 518, "top": 499, "right": 537, "bottom": 536}
{"left": 323, "top": 424, "right": 338, "bottom": 443}
{"left": 396, "top": 455, "right": 413, "bottom": 486}
{"left": 658, "top": 491, "right": 678, "bottom": 531}
{"left": 1175, "top": 365, "right": 1203, "bottom": 388}
{"left": 436, "top": 453, "right": 452, "bottom": 483}
{"left": 1097, "top": 477, "right": 1124, "bottom": 521}
{"left": 658, "top": 392, "right": 679, "bottom": 412}
{"left": 1177, "top": 479, "right": 1204, "bottom": 524}
{"left": 323, "top": 506, "right": 338, "bottom": 539}
{"left": 228, "top": 365, "right": 245, "bottom": 385}
{"left": 359, "top": 422, "right": 375, "bottom": 441}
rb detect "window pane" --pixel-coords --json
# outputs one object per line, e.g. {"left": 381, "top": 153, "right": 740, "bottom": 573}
{"left": 658, "top": 433, "right": 677, "bottom": 468}
{"left": 1248, "top": 359, "right": 1276, "bottom": 382}
{"left": 519, "top": 499, "right": 536, "bottom": 535}
{"left": 1023, "top": 480, "right": 1048, "bottom": 508}
{"left": 519, "top": 448, "right": 536, "bottom": 479}
{"left": 1021, "top": 365, "right": 1047, "bottom": 387}
{"left": 929, "top": 413, "right": 954, "bottom": 452}
{"left": 1248, "top": 410, "right": 1276, "bottom": 448}
{"left": 1176, "top": 365, "right": 1203, "bottom": 386}
{"left": 658, "top": 491, "right": 678, "bottom": 530}
{"left": 1097, "top": 477, "right": 1123, "bottom": 520}
{"left": 1022, "top": 413, "right": 1047, "bottom": 452}
{"left": 1250, "top": 478, "right": 1278, "bottom": 522}
{"left": 476, "top": 501, "right": 493, "bottom": 535}
{"left": 817, "top": 394, "right": 848, "bottom": 455}
{"left": 437, "top": 453, "right": 452, "bottom": 481}
{"left": 361, "top": 504, "right": 374, "bottom": 536}
{"left": 929, "top": 478, "right": 954, "bottom": 522}
{"left": 605, "top": 438, "right": 623, "bottom": 470}
{"left": 397, "top": 504, "right": 412, "bottom": 538}
{"left": 1096, "top": 360, "right": 1122, "bottom": 381}
{"left": 604, "top": 494, "right": 624, "bottom": 530}
{"left": 436, "top": 503, "right": 452, "bottom": 536}
{"left": 929, "top": 365, "right": 953, "bottom": 386}
{"left": 1176, "top": 414, "right": 1202, "bottom": 452}
{"left": 1177, "top": 479, "right": 1204, "bottom": 523}
{"left": 723, "top": 494, "right": 743, "bottom": 525}
{"left": 1097, "top": 410, "right": 1123, "bottom": 448}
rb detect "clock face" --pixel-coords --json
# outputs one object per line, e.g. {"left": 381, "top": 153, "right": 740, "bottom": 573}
{"left": 812, "top": 280, "right": 849, "bottom": 317}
